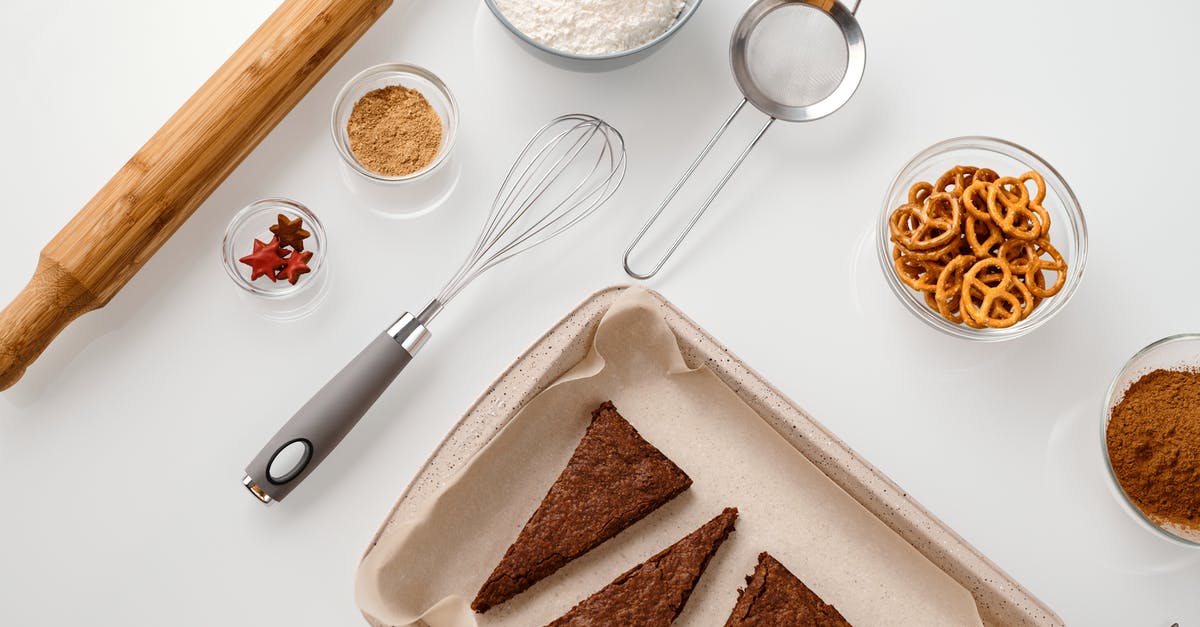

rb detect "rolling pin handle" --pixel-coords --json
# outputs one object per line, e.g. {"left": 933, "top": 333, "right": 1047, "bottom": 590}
{"left": 0, "top": 257, "right": 95, "bottom": 391}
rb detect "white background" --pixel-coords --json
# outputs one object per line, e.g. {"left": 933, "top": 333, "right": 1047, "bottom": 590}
{"left": 1, "top": 0, "right": 1198, "bottom": 625}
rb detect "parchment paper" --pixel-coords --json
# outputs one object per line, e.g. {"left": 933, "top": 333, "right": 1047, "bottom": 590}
{"left": 355, "top": 289, "right": 984, "bottom": 626}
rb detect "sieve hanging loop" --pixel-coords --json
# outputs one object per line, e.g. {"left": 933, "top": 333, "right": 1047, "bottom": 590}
{"left": 623, "top": 0, "right": 865, "bottom": 279}
{"left": 623, "top": 100, "right": 774, "bottom": 280}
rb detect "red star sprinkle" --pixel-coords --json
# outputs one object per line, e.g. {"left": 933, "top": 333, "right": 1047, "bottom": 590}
{"left": 276, "top": 249, "right": 314, "bottom": 285}
{"left": 238, "top": 237, "right": 288, "bottom": 282}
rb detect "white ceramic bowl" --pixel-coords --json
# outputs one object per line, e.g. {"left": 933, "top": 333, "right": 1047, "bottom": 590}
{"left": 484, "top": 0, "right": 702, "bottom": 66}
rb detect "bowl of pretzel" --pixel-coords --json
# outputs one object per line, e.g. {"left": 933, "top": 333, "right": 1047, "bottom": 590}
{"left": 877, "top": 136, "right": 1087, "bottom": 340}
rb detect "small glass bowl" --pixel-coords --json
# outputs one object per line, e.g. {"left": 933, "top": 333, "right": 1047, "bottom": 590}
{"left": 331, "top": 63, "right": 460, "bottom": 218}
{"left": 876, "top": 136, "right": 1088, "bottom": 341}
{"left": 221, "top": 198, "right": 330, "bottom": 320}
{"left": 1102, "top": 334, "right": 1200, "bottom": 547}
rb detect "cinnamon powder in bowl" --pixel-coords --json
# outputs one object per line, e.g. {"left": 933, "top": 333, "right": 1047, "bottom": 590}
{"left": 1103, "top": 334, "right": 1200, "bottom": 546}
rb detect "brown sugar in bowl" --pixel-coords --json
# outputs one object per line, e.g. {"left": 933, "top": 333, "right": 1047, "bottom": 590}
{"left": 331, "top": 63, "right": 458, "bottom": 182}
{"left": 346, "top": 84, "right": 443, "bottom": 177}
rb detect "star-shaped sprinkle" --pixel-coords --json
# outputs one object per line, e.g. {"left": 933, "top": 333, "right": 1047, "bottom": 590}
{"left": 268, "top": 213, "right": 311, "bottom": 251}
{"left": 238, "top": 237, "right": 288, "bottom": 282}
{"left": 276, "top": 249, "right": 314, "bottom": 285}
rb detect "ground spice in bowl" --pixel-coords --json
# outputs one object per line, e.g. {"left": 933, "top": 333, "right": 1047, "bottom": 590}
{"left": 347, "top": 85, "right": 443, "bottom": 177}
{"left": 1106, "top": 368, "right": 1200, "bottom": 534}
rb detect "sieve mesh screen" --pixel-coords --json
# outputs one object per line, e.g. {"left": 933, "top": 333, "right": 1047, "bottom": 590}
{"left": 745, "top": 4, "right": 849, "bottom": 108}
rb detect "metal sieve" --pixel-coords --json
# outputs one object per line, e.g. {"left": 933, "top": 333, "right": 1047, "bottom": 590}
{"left": 624, "top": 0, "right": 865, "bottom": 279}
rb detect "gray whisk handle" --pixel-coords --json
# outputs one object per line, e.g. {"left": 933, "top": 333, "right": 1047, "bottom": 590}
{"left": 242, "top": 314, "right": 430, "bottom": 504}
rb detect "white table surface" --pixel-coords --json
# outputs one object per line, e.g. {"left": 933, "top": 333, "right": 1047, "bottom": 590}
{"left": 2, "top": 0, "right": 1198, "bottom": 624}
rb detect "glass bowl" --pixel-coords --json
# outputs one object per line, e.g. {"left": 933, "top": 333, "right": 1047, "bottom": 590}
{"left": 331, "top": 63, "right": 460, "bottom": 218}
{"left": 1102, "top": 334, "right": 1200, "bottom": 547}
{"left": 221, "top": 198, "right": 330, "bottom": 320}
{"left": 483, "top": 0, "right": 702, "bottom": 67}
{"left": 331, "top": 63, "right": 457, "bottom": 182}
{"left": 876, "top": 136, "right": 1088, "bottom": 341}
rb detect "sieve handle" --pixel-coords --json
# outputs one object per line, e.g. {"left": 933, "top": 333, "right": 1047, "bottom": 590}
{"left": 623, "top": 100, "right": 776, "bottom": 280}
{"left": 809, "top": 0, "right": 862, "bottom": 14}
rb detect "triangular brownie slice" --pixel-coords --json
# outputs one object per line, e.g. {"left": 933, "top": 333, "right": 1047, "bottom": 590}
{"left": 472, "top": 401, "right": 693, "bottom": 612}
{"left": 724, "top": 552, "right": 852, "bottom": 626}
{"left": 546, "top": 507, "right": 739, "bottom": 627}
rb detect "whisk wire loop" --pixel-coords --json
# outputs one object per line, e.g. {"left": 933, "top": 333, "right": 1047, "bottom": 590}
{"left": 445, "top": 119, "right": 593, "bottom": 297}
{"left": 432, "top": 114, "right": 626, "bottom": 309}
{"left": 471, "top": 122, "right": 623, "bottom": 282}
{"left": 488, "top": 120, "right": 603, "bottom": 260}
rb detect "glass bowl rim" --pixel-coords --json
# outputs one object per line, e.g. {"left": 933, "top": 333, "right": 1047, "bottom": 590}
{"left": 1100, "top": 332, "right": 1200, "bottom": 548}
{"left": 221, "top": 197, "right": 327, "bottom": 298}
{"left": 876, "top": 135, "right": 1089, "bottom": 342}
{"left": 482, "top": 0, "right": 703, "bottom": 61}
{"left": 330, "top": 62, "right": 460, "bottom": 184}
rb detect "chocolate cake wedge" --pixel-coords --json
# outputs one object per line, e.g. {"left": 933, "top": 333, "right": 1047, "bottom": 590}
{"left": 724, "top": 552, "right": 852, "bottom": 627}
{"left": 546, "top": 507, "right": 739, "bottom": 627}
{"left": 472, "top": 401, "right": 692, "bottom": 613}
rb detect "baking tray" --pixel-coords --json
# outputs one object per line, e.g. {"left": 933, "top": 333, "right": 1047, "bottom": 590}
{"left": 362, "top": 286, "right": 1062, "bottom": 626}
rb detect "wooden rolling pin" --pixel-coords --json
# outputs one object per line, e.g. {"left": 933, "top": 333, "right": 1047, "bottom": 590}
{"left": 0, "top": 0, "right": 392, "bottom": 390}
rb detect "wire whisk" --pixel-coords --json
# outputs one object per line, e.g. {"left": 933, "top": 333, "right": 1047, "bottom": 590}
{"left": 243, "top": 113, "right": 626, "bottom": 503}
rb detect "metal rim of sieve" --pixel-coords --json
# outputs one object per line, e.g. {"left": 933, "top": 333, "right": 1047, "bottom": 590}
{"left": 730, "top": 0, "right": 866, "bottom": 122}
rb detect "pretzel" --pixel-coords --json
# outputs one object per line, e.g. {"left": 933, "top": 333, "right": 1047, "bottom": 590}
{"left": 1011, "top": 275, "right": 1036, "bottom": 320}
{"left": 987, "top": 179, "right": 1049, "bottom": 241}
{"left": 965, "top": 213, "right": 1004, "bottom": 256}
{"left": 924, "top": 289, "right": 940, "bottom": 312}
{"left": 935, "top": 165, "right": 978, "bottom": 196}
{"left": 908, "top": 181, "right": 934, "bottom": 206}
{"left": 977, "top": 260, "right": 1038, "bottom": 320}
{"left": 889, "top": 204, "right": 922, "bottom": 246}
{"left": 934, "top": 255, "right": 975, "bottom": 323}
{"left": 998, "top": 238, "right": 1039, "bottom": 274}
{"left": 1020, "top": 170, "right": 1046, "bottom": 205}
{"left": 962, "top": 258, "right": 1022, "bottom": 328}
{"left": 974, "top": 167, "right": 1000, "bottom": 185}
{"left": 893, "top": 251, "right": 945, "bottom": 293}
{"left": 991, "top": 176, "right": 1029, "bottom": 207}
{"left": 1028, "top": 269, "right": 1047, "bottom": 307}
{"left": 888, "top": 193, "right": 961, "bottom": 251}
{"left": 998, "top": 237, "right": 1065, "bottom": 297}
{"left": 961, "top": 180, "right": 993, "bottom": 221}
{"left": 1023, "top": 238, "right": 1067, "bottom": 298}
{"left": 961, "top": 299, "right": 986, "bottom": 328}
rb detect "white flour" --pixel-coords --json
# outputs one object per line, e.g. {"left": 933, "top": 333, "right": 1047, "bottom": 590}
{"left": 494, "top": 0, "right": 686, "bottom": 56}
